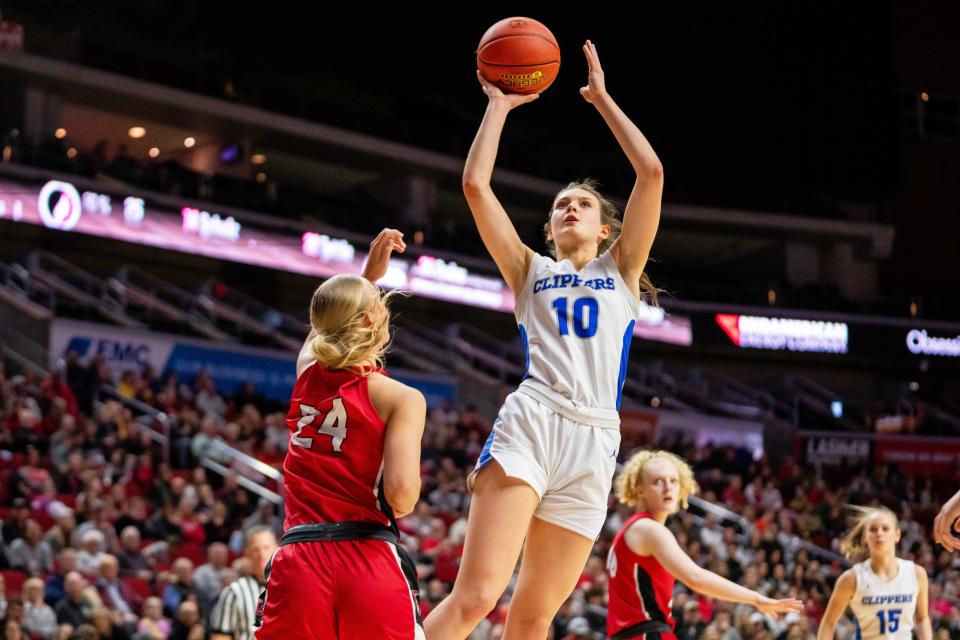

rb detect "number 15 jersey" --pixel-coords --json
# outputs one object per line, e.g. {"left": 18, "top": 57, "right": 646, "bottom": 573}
{"left": 282, "top": 363, "right": 391, "bottom": 530}
{"left": 515, "top": 250, "right": 640, "bottom": 411}
{"left": 848, "top": 558, "right": 917, "bottom": 639}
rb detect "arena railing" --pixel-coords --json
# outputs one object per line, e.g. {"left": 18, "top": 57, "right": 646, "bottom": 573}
{"left": 97, "top": 384, "right": 171, "bottom": 463}
{"left": 113, "top": 265, "right": 232, "bottom": 342}
{"left": 25, "top": 251, "right": 143, "bottom": 328}
{"left": 96, "top": 383, "right": 284, "bottom": 506}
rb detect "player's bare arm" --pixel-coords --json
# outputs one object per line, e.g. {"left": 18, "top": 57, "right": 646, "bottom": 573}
{"left": 462, "top": 71, "right": 537, "bottom": 294}
{"left": 629, "top": 519, "right": 802, "bottom": 617}
{"left": 581, "top": 40, "right": 664, "bottom": 295}
{"left": 817, "top": 570, "right": 857, "bottom": 640}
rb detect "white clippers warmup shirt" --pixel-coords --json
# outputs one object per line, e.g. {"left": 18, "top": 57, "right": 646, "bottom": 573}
{"left": 849, "top": 559, "right": 917, "bottom": 640}
{"left": 514, "top": 250, "right": 640, "bottom": 412}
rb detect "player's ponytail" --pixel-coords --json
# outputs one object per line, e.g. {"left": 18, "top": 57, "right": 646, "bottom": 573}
{"left": 615, "top": 449, "right": 698, "bottom": 511}
{"left": 307, "top": 274, "right": 399, "bottom": 375}
{"left": 839, "top": 505, "right": 899, "bottom": 561}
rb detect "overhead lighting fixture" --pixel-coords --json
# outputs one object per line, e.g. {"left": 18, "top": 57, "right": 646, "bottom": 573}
{"left": 184, "top": 137, "right": 196, "bottom": 148}
{"left": 148, "top": 147, "right": 160, "bottom": 158}
{"left": 219, "top": 144, "right": 242, "bottom": 163}
{"left": 54, "top": 128, "right": 67, "bottom": 139}
{"left": 830, "top": 401, "right": 843, "bottom": 418}
{"left": 250, "top": 153, "right": 267, "bottom": 165}
{"left": 128, "top": 126, "right": 146, "bottom": 139}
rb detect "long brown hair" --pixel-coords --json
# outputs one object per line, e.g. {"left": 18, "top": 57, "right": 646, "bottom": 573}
{"left": 544, "top": 178, "right": 662, "bottom": 306}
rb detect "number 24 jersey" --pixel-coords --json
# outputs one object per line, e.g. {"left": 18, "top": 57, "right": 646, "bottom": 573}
{"left": 282, "top": 363, "right": 391, "bottom": 530}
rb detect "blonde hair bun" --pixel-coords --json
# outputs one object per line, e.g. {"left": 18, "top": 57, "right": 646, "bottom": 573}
{"left": 307, "top": 274, "right": 399, "bottom": 375}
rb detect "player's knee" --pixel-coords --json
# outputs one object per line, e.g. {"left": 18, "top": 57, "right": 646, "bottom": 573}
{"left": 449, "top": 588, "right": 499, "bottom": 623}
{"left": 506, "top": 609, "right": 554, "bottom": 636}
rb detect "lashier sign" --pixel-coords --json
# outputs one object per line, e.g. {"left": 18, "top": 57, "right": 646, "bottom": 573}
{"left": 906, "top": 329, "right": 960, "bottom": 357}
{"left": 716, "top": 314, "right": 849, "bottom": 354}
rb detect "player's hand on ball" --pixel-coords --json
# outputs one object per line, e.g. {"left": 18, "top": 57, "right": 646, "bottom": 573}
{"left": 755, "top": 597, "right": 804, "bottom": 620}
{"left": 362, "top": 228, "right": 405, "bottom": 284}
{"left": 934, "top": 489, "right": 960, "bottom": 552}
{"left": 579, "top": 39, "right": 608, "bottom": 104}
{"left": 477, "top": 70, "right": 539, "bottom": 110}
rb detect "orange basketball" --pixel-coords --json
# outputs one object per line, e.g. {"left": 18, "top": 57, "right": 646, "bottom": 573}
{"left": 476, "top": 17, "right": 560, "bottom": 95}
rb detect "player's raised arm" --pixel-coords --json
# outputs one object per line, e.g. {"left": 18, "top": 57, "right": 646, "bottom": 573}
{"left": 462, "top": 71, "right": 538, "bottom": 294}
{"left": 296, "top": 229, "right": 406, "bottom": 377}
{"left": 579, "top": 40, "right": 664, "bottom": 282}
{"left": 816, "top": 569, "right": 856, "bottom": 640}
{"left": 633, "top": 520, "right": 803, "bottom": 616}
{"left": 361, "top": 228, "right": 406, "bottom": 285}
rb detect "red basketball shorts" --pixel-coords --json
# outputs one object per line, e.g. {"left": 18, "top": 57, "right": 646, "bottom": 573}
{"left": 255, "top": 538, "right": 423, "bottom": 640}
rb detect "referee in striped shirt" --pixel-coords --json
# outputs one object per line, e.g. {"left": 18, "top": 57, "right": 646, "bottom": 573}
{"left": 209, "top": 525, "right": 278, "bottom": 640}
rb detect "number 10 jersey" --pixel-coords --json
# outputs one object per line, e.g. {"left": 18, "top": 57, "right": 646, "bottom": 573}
{"left": 515, "top": 250, "right": 640, "bottom": 411}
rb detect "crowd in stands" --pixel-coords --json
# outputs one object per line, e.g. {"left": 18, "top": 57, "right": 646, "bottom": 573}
{"left": 0, "top": 358, "right": 959, "bottom": 639}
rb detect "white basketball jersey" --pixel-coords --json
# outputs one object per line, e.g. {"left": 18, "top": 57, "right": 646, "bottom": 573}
{"left": 514, "top": 250, "right": 640, "bottom": 411}
{"left": 849, "top": 559, "right": 918, "bottom": 639}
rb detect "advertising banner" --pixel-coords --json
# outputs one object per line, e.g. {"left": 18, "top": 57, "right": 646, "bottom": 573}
{"left": 801, "top": 434, "right": 872, "bottom": 466}
{"left": 800, "top": 431, "right": 960, "bottom": 477}
{"left": 50, "top": 319, "right": 298, "bottom": 400}
{"left": 687, "top": 309, "right": 960, "bottom": 368}
{"left": 656, "top": 411, "right": 765, "bottom": 453}
{"left": 1, "top": 177, "right": 691, "bottom": 346}
{"left": 49, "top": 319, "right": 458, "bottom": 406}
{"left": 872, "top": 437, "right": 960, "bottom": 476}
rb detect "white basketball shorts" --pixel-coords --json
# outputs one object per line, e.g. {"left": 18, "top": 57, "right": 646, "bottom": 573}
{"left": 470, "top": 384, "right": 621, "bottom": 541}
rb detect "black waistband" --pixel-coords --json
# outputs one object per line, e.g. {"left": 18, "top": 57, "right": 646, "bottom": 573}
{"left": 279, "top": 522, "right": 398, "bottom": 546}
{"left": 610, "top": 620, "right": 673, "bottom": 640}
{"left": 258, "top": 521, "right": 421, "bottom": 629}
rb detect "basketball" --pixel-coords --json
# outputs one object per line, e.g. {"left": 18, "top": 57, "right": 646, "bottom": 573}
{"left": 476, "top": 17, "right": 560, "bottom": 95}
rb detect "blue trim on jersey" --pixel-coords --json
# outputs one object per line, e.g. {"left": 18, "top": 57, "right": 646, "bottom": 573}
{"left": 477, "top": 430, "right": 496, "bottom": 467}
{"left": 854, "top": 616, "right": 861, "bottom": 640}
{"left": 519, "top": 323, "right": 531, "bottom": 381}
{"left": 615, "top": 320, "right": 636, "bottom": 410}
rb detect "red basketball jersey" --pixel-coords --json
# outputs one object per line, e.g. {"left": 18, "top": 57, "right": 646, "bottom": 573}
{"left": 281, "top": 363, "right": 390, "bottom": 529}
{"left": 607, "top": 512, "right": 677, "bottom": 639}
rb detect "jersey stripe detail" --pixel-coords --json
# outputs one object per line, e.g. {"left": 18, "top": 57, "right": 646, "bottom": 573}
{"left": 519, "top": 323, "right": 531, "bottom": 381}
{"left": 635, "top": 565, "right": 668, "bottom": 624}
{"left": 477, "top": 430, "right": 495, "bottom": 468}
{"left": 387, "top": 542, "right": 426, "bottom": 640}
{"left": 616, "top": 320, "right": 636, "bottom": 410}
